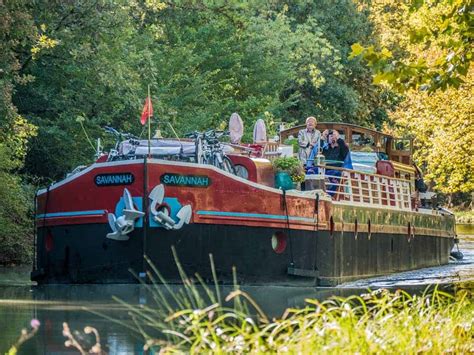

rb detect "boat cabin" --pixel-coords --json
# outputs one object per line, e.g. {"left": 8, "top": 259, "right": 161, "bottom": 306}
{"left": 280, "top": 122, "right": 413, "bottom": 166}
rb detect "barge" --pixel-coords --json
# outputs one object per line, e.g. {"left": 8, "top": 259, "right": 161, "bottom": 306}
{"left": 31, "top": 123, "right": 456, "bottom": 286}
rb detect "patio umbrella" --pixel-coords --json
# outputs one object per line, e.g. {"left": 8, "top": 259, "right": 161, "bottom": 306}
{"left": 229, "top": 112, "right": 244, "bottom": 144}
{"left": 253, "top": 118, "right": 267, "bottom": 143}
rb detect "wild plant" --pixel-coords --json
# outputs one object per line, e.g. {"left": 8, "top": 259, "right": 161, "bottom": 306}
{"left": 89, "top": 249, "right": 473, "bottom": 354}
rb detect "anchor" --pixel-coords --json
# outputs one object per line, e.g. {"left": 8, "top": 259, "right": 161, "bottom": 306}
{"left": 107, "top": 188, "right": 145, "bottom": 240}
{"left": 149, "top": 184, "right": 192, "bottom": 230}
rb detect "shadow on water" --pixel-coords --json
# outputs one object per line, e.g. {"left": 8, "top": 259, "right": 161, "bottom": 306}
{"left": 1, "top": 236, "right": 473, "bottom": 354}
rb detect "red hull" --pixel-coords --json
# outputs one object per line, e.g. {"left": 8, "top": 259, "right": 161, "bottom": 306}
{"left": 33, "top": 158, "right": 455, "bottom": 285}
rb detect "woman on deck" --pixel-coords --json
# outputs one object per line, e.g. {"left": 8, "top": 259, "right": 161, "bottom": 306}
{"left": 307, "top": 129, "right": 352, "bottom": 196}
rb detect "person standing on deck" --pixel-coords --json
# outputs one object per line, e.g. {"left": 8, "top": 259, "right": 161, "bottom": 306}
{"left": 297, "top": 116, "right": 321, "bottom": 164}
{"left": 321, "top": 129, "right": 349, "bottom": 167}
{"left": 312, "top": 129, "right": 351, "bottom": 196}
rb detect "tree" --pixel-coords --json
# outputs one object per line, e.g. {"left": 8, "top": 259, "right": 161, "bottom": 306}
{"left": 17, "top": 0, "right": 392, "bottom": 182}
{"left": 0, "top": 0, "right": 37, "bottom": 165}
{"left": 17, "top": 0, "right": 144, "bottom": 181}
{"left": 351, "top": 0, "right": 472, "bottom": 92}
{"left": 0, "top": 0, "right": 38, "bottom": 264}
{"left": 389, "top": 68, "right": 473, "bottom": 197}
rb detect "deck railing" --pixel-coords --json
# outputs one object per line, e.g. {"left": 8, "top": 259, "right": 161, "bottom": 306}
{"left": 313, "top": 165, "right": 412, "bottom": 211}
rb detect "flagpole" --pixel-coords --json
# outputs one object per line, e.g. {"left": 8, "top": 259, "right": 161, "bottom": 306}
{"left": 147, "top": 84, "right": 151, "bottom": 158}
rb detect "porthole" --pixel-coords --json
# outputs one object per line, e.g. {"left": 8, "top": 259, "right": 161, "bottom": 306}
{"left": 271, "top": 231, "right": 287, "bottom": 254}
{"left": 234, "top": 165, "right": 249, "bottom": 180}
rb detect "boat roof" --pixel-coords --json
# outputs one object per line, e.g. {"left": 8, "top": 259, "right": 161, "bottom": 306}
{"left": 280, "top": 122, "right": 394, "bottom": 139}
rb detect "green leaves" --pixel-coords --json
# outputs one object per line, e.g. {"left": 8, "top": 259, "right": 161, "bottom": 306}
{"left": 351, "top": 0, "right": 472, "bottom": 93}
{"left": 389, "top": 68, "right": 473, "bottom": 194}
{"left": 349, "top": 43, "right": 365, "bottom": 58}
{"left": 7, "top": 0, "right": 392, "bottom": 181}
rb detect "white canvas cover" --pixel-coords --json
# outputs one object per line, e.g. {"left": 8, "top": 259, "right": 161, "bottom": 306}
{"left": 121, "top": 139, "right": 196, "bottom": 156}
{"left": 253, "top": 118, "right": 267, "bottom": 143}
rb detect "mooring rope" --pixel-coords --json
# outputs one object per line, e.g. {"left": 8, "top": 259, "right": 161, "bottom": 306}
{"left": 312, "top": 192, "right": 319, "bottom": 272}
{"left": 282, "top": 189, "right": 294, "bottom": 266}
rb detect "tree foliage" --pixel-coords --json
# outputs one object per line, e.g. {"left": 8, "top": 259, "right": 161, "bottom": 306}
{"left": 12, "top": 0, "right": 391, "bottom": 181}
{"left": 352, "top": 0, "right": 473, "bottom": 92}
{"left": 358, "top": 0, "right": 474, "bottom": 195}
{"left": 0, "top": 0, "right": 37, "bottom": 165}
{"left": 389, "top": 69, "right": 473, "bottom": 194}
{"left": 0, "top": 0, "right": 37, "bottom": 264}
{"left": 0, "top": 144, "right": 34, "bottom": 264}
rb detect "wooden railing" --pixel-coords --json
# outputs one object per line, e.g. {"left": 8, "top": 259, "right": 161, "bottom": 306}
{"left": 314, "top": 165, "right": 412, "bottom": 211}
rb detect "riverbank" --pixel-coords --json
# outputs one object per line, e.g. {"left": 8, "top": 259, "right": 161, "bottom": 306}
{"left": 455, "top": 211, "right": 474, "bottom": 224}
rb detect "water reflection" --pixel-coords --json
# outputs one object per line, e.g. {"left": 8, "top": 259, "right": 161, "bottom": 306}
{"left": 0, "top": 237, "right": 472, "bottom": 354}
{"left": 457, "top": 223, "right": 474, "bottom": 235}
{"left": 0, "top": 284, "right": 353, "bottom": 354}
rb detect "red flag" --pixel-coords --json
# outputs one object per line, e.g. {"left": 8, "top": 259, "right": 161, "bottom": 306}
{"left": 140, "top": 97, "right": 153, "bottom": 125}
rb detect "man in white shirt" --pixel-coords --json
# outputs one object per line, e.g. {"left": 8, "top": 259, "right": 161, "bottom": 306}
{"left": 297, "top": 116, "right": 321, "bottom": 164}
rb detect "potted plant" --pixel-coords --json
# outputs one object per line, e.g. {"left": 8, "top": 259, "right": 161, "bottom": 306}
{"left": 272, "top": 156, "right": 305, "bottom": 190}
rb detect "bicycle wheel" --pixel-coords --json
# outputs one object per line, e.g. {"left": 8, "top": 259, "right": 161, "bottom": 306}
{"left": 211, "top": 154, "right": 231, "bottom": 173}
{"left": 221, "top": 156, "right": 235, "bottom": 174}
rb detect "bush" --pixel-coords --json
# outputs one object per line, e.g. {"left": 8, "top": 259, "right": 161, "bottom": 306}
{"left": 0, "top": 145, "right": 34, "bottom": 265}
{"left": 272, "top": 156, "right": 305, "bottom": 183}
{"left": 106, "top": 254, "right": 474, "bottom": 354}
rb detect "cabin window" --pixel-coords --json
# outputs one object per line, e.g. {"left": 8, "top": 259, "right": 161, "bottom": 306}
{"left": 392, "top": 139, "right": 411, "bottom": 151}
{"left": 352, "top": 131, "right": 375, "bottom": 148}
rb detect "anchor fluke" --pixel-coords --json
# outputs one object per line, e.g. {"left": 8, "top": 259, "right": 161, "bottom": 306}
{"left": 173, "top": 205, "right": 192, "bottom": 230}
{"left": 149, "top": 184, "right": 192, "bottom": 230}
{"left": 106, "top": 188, "right": 144, "bottom": 241}
{"left": 149, "top": 184, "right": 165, "bottom": 215}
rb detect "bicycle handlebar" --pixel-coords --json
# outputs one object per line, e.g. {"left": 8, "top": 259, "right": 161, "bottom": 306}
{"left": 184, "top": 129, "right": 229, "bottom": 140}
{"left": 103, "top": 126, "right": 137, "bottom": 140}
{"left": 104, "top": 126, "right": 120, "bottom": 136}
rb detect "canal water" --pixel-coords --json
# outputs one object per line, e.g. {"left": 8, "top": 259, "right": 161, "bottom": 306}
{"left": 1, "top": 234, "right": 473, "bottom": 354}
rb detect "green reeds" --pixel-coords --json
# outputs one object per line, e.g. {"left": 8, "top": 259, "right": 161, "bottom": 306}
{"left": 95, "top": 253, "right": 474, "bottom": 353}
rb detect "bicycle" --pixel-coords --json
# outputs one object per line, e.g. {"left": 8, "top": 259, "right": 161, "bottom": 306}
{"left": 184, "top": 130, "right": 235, "bottom": 174}
{"left": 103, "top": 126, "right": 140, "bottom": 161}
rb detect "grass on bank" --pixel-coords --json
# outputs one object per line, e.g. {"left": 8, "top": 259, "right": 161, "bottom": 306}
{"left": 94, "top": 250, "right": 474, "bottom": 354}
